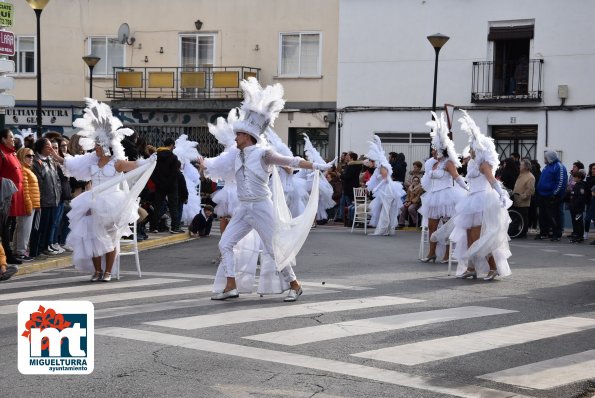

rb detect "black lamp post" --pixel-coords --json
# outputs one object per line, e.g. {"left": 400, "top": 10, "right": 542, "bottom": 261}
{"left": 26, "top": 0, "right": 50, "bottom": 137}
{"left": 82, "top": 55, "right": 101, "bottom": 98}
{"left": 427, "top": 33, "right": 449, "bottom": 116}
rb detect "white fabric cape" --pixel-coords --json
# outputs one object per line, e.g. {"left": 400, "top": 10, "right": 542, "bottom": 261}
{"left": 271, "top": 166, "right": 320, "bottom": 271}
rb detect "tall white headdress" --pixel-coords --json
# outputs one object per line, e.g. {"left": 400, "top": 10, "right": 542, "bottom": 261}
{"left": 458, "top": 110, "right": 499, "bottom": 169}
{"left": 365, "top": 135, "right": 392, "bottom": 175}
{"left": 426, "top": 111, "right": 461, "bottom": 168}
{"left": 73, "top": 98, "right": 134, "bottom": 160}
{"left": 232, "top": 77, "right": 285, "bottom": 143}
{"left": 20, "top": 128, "right": 37, "bottom": 143}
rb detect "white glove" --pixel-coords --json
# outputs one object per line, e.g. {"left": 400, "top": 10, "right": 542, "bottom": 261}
{"left": 491, "top": 181, "right": 508, "bottom": 208}
{"left": 455, "top": 176, "right": 469, "bottom": 191}
{"left": 136, "top": 152, "right": 157, "bottom": 166}
{"left": 313, "top": 161, "right": 333, "bottom": 171}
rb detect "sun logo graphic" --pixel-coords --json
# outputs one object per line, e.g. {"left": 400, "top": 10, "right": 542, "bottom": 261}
{"left": 18, "top": 301, "right": 94, "bottom": 374}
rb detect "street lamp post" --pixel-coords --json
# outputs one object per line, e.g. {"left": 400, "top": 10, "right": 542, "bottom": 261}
{"left": 82, "top": 55, "right": 101, "bottom": 98}
{"left": 427, "top": 33, "right": 449, "bottom": 116}
{"left": 26, "top": 0, "right": 50, "bottom": 137}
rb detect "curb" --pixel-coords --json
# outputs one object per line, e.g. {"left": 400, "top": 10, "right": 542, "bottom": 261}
{"left": 12, "top": 232, "right": 195, "bottom": 277}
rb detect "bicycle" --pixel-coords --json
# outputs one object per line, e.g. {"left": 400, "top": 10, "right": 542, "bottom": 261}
{"left": 507, "top": 192, "right": 524, "bottom": 238}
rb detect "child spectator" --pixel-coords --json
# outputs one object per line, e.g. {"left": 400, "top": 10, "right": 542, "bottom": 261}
{"left": 189, "top": 205, "right": 214, "bottom": 237}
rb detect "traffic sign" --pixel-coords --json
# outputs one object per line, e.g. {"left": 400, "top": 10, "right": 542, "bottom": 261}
{"left": 0, "top": 93, "right": 14, "bottom": 108}
{"left": 0, "top": 3, "right": 13, "bottom": 27}
{"left": 0, "top": 58, "right": 14, "bottom": 73}
{"left": 0, "top": 30, "right": 14, "bottom": 56}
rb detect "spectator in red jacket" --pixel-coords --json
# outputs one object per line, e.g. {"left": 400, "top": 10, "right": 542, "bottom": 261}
{"left": 0, "top": 129, "right": 26, "bottom": 265}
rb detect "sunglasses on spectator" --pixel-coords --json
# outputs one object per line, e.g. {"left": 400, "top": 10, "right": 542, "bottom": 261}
{"left": 25, "top": 154, "right": 34, "bottom": 158}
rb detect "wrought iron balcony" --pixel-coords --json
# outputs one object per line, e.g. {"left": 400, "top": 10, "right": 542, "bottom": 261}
{"left": 471, "top": 59, "right": 543, "bottom": 103}
{"left": 105, "top": 66, "right": 260, "bottom": 100}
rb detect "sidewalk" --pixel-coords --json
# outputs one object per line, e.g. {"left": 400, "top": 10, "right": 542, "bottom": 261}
{"left": 10, "top": 231, "right": 196, "bottom": 277}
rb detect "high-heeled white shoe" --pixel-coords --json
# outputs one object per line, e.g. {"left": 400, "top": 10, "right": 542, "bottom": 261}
{"left": 419, "top": 255, "right": 437, "bottom": 263}
{"left": 101, "top": 272, "right": 112, "bottom": 282}
{"left": 484, "top": 270, "right": 498, "bottom": 281}
{"left": 457, "top": 269, "right": 477, "bottom": 279}
{"left": 90, "top": 271, "right": 103, "bottom": 282}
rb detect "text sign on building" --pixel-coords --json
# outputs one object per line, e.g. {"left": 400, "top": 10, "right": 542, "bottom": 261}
{"left": 0, "top": 30, "right": 14, "bottom": 56}
{"left": 0, "top": 2, "right": 13, "bottom": 27}
{"left": 6, "top": 107, "right": 72, "bottom": 126}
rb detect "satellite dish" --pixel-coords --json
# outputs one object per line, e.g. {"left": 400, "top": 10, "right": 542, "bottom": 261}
{"left": 117, "top": 23, "right": 135, "bottom": 45}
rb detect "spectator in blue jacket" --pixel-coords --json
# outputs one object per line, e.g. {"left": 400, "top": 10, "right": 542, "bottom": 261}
{"left": 535, "top": 150, "right": 567, "bottom": 241}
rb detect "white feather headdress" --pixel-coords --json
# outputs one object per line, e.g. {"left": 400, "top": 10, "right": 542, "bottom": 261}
{"left": 458, "top": 110, "right": 498, "bottom": 169}
{"left": 232, "top": 77, "right": 285, "bottom": 143}
{"left": 426, "top": 111, "right": 461, "bottom": 168}
{"left": 20, "top": 128, "right": 37, "bottom": 143}
{"left": 73, "top": 98, "right": 134, "bottom": 160}
{"left": 264, "top": 126, "right": 293, "bottom": 157}
{"left": 365, "top": 135, "right": 392, "bottom": 175}
{"left": 208, "top": 109, "right": 238, "bottom": 150}
{"left": 173, "top": 134, "right": 200, "bottom": 165}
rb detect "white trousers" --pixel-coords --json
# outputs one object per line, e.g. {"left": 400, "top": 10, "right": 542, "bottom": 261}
{"left": 218, "top": 199, "right": 296, "bottom": 284}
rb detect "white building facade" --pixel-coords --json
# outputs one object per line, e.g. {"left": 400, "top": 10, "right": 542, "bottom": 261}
{"left": 337, "top": 0, "right": 595, "bottom": 169}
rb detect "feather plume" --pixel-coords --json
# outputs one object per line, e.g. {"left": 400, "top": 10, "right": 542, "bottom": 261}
{"left": 208, "top": 109, "right": 238, "bottom": 150}
{"left": 73, "top": 98, "right": 133, "bottom": 160}
{"left": 426, "top": 111, "right": 461, "bottom": 168}
{"left": 302, "top": 133, "right": 325, "bottom": 164}
{"left": 264, "top": 127, "right": 293, "bottom": 157}
{"left": 173, "top": 134, "right": 200, "bottom": 164}
{"left": 365, "top": 135, "right": 392, "bottom": 175}
{"left": 458, "top": 110, "right": 498, "bottom": 169}
{"left": 20, "top": 128, "right": 37, "bottom": 143}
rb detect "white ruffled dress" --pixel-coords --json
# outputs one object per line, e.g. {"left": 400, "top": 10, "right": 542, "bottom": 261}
{"left": 419, "top": 158, "right": 467, "bottom": 220}
{"left": 449, "top": 160, "right": 512, "bottom": 277}
{"left": 367, "top": 171, "right": 405, "bottom": 235}
{"left": 63, "top": 153, "right": 150, "bottom": 272}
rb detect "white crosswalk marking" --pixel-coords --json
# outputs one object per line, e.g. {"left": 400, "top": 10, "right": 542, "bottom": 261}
{"left": 96, "top": 327, "right": 530, "bottom": 398}
{"left": 244, "top": 306, "right": 517, "bottom": 346}
{"left": 145, "top": 296, "right": 423, "bottom": 330}
{"left": 0, "top": 278, "right": 187, "bottom": 301}
{"left": 0, "top": 275, "right": 93, "bottom": 290}
{"left": 95, "top": 288, "right": 339, "bottom": 319}
{"left": 478, "top": 349, "right": 595, "bottom": 389}
{"left": 353, "top": 316, "right": 595, "bottom": 365}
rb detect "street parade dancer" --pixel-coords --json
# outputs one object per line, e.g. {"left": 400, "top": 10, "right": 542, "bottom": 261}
{"left": 199, "top": 77, "right": 332, "bottom": 302}
{"left": 50, "top": 98, "right": 156, "bottom": 282}
{"left": 450, "top": 110, "right": 512, "bottom": 281}
{"left": 173, "top": 134, "right": 202, "bottom": 226}
{"left": 365, "top": 135, "right": 406, "bottom": 236}
{"left": 418, "top": 112, "right": 467, "bottom": 263}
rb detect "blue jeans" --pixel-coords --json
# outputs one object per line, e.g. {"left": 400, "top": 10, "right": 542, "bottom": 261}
{"left": 48, "top": 201, "right": 64, "bottom": 245}
{"left": 335, "top": 194, "right": 352, "bottom": 220}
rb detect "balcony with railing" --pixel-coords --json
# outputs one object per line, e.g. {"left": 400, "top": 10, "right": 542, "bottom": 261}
{"left": 471, "top": 59, "right": 543, "bottom": 103}
{"left": 105, "top": 66, "right": 260, "bottom": 100}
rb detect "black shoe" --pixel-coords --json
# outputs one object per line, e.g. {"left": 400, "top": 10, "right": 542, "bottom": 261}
{"left": 7, "top": 257, "right": 22, "bottom": 265}
{"left": 570, "top": 238, "right": 584, "bottom": 243}
{"left": 170, "top": 229, "right": 184, "bottom": 234}
{"left": 550, "top": 237, "right": 560, "bottom": 242}
{"left": 590, "top": 240, "right": 595, "bottom": 245}
{"left": 534, "top": 235, "right": 546, "bottom": 240}
{"left": 15, "top": 255, "right": 34, "bottom": 262}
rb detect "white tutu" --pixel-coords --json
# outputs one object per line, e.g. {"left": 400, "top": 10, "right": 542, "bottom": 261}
{"left": 450, "top": 189, "right": 512, "bottom": 278}
{"left": 368, "top": 180, "right": 405, "bottom": 235}
{"left": 66, "top": 186, "right": 137, "bottom": 272}
{"left": 212, "top": 183, "right": 239, "bottom": 217}
{"left": 419, "top": 186, "right": 467, "bottom": 220}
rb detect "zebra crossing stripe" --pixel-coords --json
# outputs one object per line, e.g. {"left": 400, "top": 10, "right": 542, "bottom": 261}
{"left": 145, "top": 296, "right": 423, "bottom": 330}
{"left": 96, "top": 327, "right": 530, "bottom": 398}
{"left": 0, "top": 285, "right": 212, "bottom": 315}
{"left": 353, "top": 317, "right": 595, "bottom": 365}
{"left": 478, "top": 349, "right": 595, "bottom": 389}
{"left": 244, "top": 306, "right": 516, "bottom": 345}
{"left": 0, "top": 278, "right": 187, "bottom": 302}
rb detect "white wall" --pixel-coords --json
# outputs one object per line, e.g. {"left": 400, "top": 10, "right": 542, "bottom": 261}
{"left": 337, "top": 0, "right": 595, "bottom": 167}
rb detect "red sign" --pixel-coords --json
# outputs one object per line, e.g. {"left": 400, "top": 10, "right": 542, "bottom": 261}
{"left": 0, "top": 31, "right": 14, "bottom": 56}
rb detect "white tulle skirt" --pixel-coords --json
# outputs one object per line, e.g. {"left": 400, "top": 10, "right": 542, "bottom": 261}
{"left": 212, "top": 184, "right": 239, "bottom": 218}
{"left": 449, "top": 189, "right": 513, "bottom": 278}
{"left": 419, "top": 186, "right": 467, "bottom": 220}
{"left": 66, "top": 187, "right": 138, "bottom": 273}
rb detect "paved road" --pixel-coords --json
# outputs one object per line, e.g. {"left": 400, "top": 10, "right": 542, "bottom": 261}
{"left": 1, "top": 225, "right": 594, "bottom": 398}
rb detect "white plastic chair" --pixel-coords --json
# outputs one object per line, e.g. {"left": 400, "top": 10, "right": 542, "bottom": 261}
{"left": 115, "top": 210, "right": 142, "bottom": 280}
{"left": 418, "top": 222, "right": 429, "bottom": 260}
{"left": 351, "top": 187, "right": 370, "bottom": 234}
